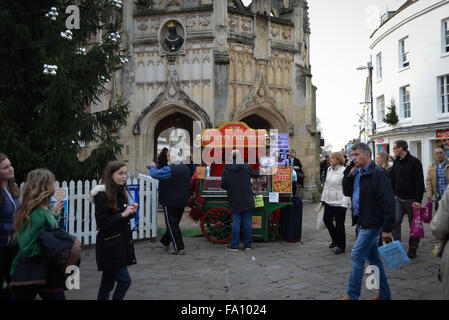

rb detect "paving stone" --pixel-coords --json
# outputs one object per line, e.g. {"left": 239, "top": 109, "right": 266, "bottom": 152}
{"left": 65, "top": 204, "right": 444, "bottom": 300}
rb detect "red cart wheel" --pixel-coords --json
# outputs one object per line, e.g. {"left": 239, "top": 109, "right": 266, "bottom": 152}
{"left": 200, "top": 207, "right": 232, "bottom": 243}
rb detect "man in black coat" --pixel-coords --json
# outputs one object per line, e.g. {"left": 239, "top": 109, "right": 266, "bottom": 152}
{"left": 150, "top": 152, "right": 191, "bottom": 255}
{"left": 221, "top": 150, "right": 260, "bottom": 251}
{"left": 390, "top": 140, "right": 425, "bottom": 259}
{"left": 320, "top": 155, "right": 330, "bottom": 184}
{"left": 290, "top": 149, "right": 304, "bottom": 194}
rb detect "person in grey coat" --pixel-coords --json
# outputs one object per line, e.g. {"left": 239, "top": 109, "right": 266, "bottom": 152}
{"left": 221, "top": 150, "right": 259, "bottom": 251}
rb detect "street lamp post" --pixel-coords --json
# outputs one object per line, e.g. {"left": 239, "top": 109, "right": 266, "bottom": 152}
{"left": 357, "top": 61, "right": 376, "bottom": 159}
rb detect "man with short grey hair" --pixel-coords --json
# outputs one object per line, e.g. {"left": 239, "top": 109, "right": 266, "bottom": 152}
{"left": 340, "top": 142, "right": 395, "bottom": 300}
{"left": 391, "top": 140, "right": 425, "bottom": 259}
{"left": 425, "top": 146, "right": 449, "bottom": 212}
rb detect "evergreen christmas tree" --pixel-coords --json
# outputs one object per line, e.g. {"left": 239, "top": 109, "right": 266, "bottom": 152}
{"left": 383, "top": 98, "right": 399, "bottom": 126}
{"left": 0, "top": 0, "right": 130, "bottom": 182}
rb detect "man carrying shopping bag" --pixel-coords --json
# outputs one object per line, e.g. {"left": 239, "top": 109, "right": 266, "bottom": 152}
{"left": 340, "top": 143, "right": 396, "bottom": 300}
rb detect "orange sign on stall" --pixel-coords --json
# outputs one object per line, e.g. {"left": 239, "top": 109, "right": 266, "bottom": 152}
{"left": 272, "top": 166, "right": 292, "bottom": 193}
{"left": 197, "top": 167, "right": 206, "bottom": 179}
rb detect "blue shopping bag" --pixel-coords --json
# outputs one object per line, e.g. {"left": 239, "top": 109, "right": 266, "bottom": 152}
{"left": 378, "top": 240, "right": 410, "bottom": 270}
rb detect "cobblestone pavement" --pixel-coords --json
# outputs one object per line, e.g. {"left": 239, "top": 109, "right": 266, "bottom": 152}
{"left": 66, "top": 203, "right": 445, "bottom": 300}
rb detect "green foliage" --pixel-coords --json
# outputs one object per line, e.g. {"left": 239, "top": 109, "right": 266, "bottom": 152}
{"left": 0, "top": 0, "right": 130, "bottom": 182}
{"left": 383, "top": 98, "right": 399, "bottom": 126}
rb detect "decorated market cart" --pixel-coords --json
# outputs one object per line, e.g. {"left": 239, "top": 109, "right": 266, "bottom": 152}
{"left": 196, "top": 122, "right": 293, "bottom": 243}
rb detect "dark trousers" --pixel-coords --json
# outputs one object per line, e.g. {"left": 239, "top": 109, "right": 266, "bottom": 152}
{"left": 0, "top": 245, "right": 17, "bottom": 300}
{"left": 161, "top": 206, "right": 185, "bottom": 251}
{"left": 392, "top": 197, "right": 420, "bottom": 252}
{"left": 292, "top": 182, "right": 297, "bottom": 197}
{"left": 97, "top": 267, "right": 131, "bottom": 300}
{"left": 323, "top": 204, "right": 347, "bottom": 249}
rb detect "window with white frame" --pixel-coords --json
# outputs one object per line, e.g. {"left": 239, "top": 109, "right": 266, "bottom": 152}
{"left": 440, "top": 75, "right": 449, "bottom": 114}
{"left": 377, "top": 95, "right": 385, "bottom": 124}
{"left": 399, "top": 37, "right": 409, "bottom": 68}
{"left": 400, "top": 85, "right": 411, "bottom": 119}
{"left": 443, "top": 19, "right": 449, "bottom": 53}
{"left": 376, "top": 53, "right": 382, "bottom": 79}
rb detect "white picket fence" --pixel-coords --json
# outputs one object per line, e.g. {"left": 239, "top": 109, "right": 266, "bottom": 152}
{"left": 21, "top": 174, "right": 159, "bottom": 246}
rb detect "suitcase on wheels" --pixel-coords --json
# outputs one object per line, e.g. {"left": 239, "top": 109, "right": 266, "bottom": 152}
{"left": 279, "top": 197, "right": 303, "bottom": 242}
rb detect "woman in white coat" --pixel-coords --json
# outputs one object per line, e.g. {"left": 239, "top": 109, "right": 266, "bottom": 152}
{"left": 321, "top": 152, "right": 351, "bottom": 255}
{"left": 431, "top": 187, "right": 449, "bottom": 299}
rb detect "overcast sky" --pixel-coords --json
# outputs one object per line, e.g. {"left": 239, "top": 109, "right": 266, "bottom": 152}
{"left": 242, "top": 0, "right": 405, "bottom": 151}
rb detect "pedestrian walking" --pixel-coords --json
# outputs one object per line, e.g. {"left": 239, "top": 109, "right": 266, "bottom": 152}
{"left": 9, "top": 168, "right": 66, "bottom": 300}
{"left": 290, "top": 150, "right": 304, "bottom": 193}
{"left": 0, "top": 154, "right": 20, "bottom": 300}
{"left": 221, "top": 150, "right": 260, "bottom": 251}
{"left": 321, "top": 152, "right": 351, "bottom": 255}
{"left": 157, "top": 147, "right": 169, "bottom": 169}
{"left": 425, "top": 147, "right": 449, "bottom": 212}
{"left": 375, "top": 152, "right": 392, "bottom": 174}
{"left": 149, "top": 152, "right": 191, "bottom": 255}
{"left": 340, "top": 143, "right": 395, "bottom": 300}
{"left": 90, "top": 161, "right": 138, "bottom": 300}
{"left": 320, "top": 155, "right": 330, "bottom": 184}
{"left": 431, "top": 187, "right": 449, "bottom": 299}
{"left": 390, "top": 140, "right": 425, "bottom": 259}
{"left": 374, "top": 151, "right": 394, "bottom": 247}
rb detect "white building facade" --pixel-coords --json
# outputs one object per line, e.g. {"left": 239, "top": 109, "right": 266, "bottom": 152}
{"left": 369, "top": 0, "right": 449, "bottom": 171}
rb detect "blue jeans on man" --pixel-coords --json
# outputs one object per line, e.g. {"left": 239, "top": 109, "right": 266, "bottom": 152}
{"left": 97, "top": 267, "right": 131, "bottom": 300}
{"left": 347, "top": 226, "right": 391, "bottom": 300}
{"left": 231, "top": 210, "right": 252, "bottom": 249}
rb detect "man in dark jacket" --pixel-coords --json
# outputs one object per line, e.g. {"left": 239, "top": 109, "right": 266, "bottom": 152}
{"left": 340, "top": 143, "right": 395, "bottom": 300}
{"left": 150, "top": 153, "right": 191, "bottom": 255}
{"left": 320, "top": 155, "right": 330, "bottom": 184}
{"left": 390, "top": 140, "right": 425, "bottom": 259}
{"left": 290, "top": 150, "right": 304, "bottom": 193}
{"left": 221, "top": 150, "right": 260, "bottom": 251}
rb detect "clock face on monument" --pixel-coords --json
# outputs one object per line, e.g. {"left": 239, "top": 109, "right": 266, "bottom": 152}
{"left": 164, "top": 21, "right": 184, "bottom": 53}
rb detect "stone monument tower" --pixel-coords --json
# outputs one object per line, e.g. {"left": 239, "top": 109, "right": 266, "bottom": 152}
{"left": 96, "top": 0, "right": 320, "bottom": 200}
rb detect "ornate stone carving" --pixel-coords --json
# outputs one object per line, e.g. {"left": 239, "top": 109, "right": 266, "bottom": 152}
{"left": 228, "top": 15, "right": 253, "bottom": 34}
{"left": 198, "top": 15, "right": 211, "bottom": 30}
{"left": 231, "top": 66, "right": 289, "bottom": 129}
{"left": 133, "top": 53, "right": 212, "bottom": 136}
{"left": 137, "top": 20, "right": 148, "bottom": 32}
{"left": 185, "top": 16, "right": 196, "bottom": 30}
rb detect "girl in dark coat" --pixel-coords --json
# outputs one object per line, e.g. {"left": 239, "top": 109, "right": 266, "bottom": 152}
{"left": 0, "top": 154, "right": 20, "bottom": 300}
{"left": 90, "top": 161, "right": 138, "bottom": 300}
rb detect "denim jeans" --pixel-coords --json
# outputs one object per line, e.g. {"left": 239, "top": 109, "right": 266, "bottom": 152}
{"left": 347, "top": 226, "right": 391, "bottom": 300}
{"left": 97, "top": 267, "right": 131, "bottom": 300}
{"left": 231, "top": 211, "right": 252, "bottom": 249}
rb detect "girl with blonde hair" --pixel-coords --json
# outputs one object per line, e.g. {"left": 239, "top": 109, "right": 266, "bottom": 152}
{"left": 9, "top": 168, "right": 65, "bottom": 300}
{"left": 375, "top": 152, "right": 392, "bottom": 172}
{"left": 321, "top": 152, "right": 351, "bottom": 254}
